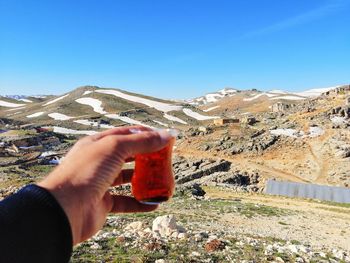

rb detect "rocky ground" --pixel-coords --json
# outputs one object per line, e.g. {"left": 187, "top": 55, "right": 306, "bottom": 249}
{"left": 71, "top": 187, "right": 350, "bottom": 263}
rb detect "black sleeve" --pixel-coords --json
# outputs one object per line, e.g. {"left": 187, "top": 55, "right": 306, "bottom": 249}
{"left": 0, "top": 184, "right": 73, "bottom": 263}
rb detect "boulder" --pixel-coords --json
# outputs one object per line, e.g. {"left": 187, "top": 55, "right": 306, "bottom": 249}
{"left": 191, "top": 183, "right": 206, "bottom": 197}
{"left": 125, "top": 221, "right": 144, "bottom": 231}
{"left": 152, "top": 215, "right": 185, "bottom": 237}
{"left": 204, "top": 239, "right": 226, "bottom": 252}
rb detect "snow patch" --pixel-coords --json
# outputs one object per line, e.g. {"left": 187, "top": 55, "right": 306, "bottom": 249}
{"left": 48, "top": 113, "right": 73, "bottom": 121}
{"left": 268, "top": 90, "right": 289, "bottom": 94}
{"left": 83, "top": 90, "right": 94, "bottom": 96}
{"left": 27, "top": 112, "right": 45, "bottom": 118}
{"left": 182, "top": 108, "right": 219, "bottom": 120}
{"left": 203, "top": 106, "right": 220, "bottom": 112}
{"left": 153, "top": 120, "right": 169, "bottom": 127}
{"left": 270, "top": 129, "right": 304, "bottom": 138}
{"left": 308, "top": 127, "right": 324, "bottom": 138}
{"left": 271, "top": 127, "right": 324, "bottom": 138}
{"left": 39, "top": 151, "right": 58, "bottom": 158}
{"left": 163, "top": 113, "right": 188, "bottom": 124}
{"left": 295, "top": 86, "right": 337, "bottom": 98}
{"left": 105, "top": 114, "right": 153, "bottom": 128}
{"left": 19, "top": 98, "right": 33, "bottom": 103}
{"left": 74, "top": 119, "right": 114, "bottom": 129}
{"left": 243, "top": 93, "right": 276, "bottom": 102}
{"left": 43, "top": 94, "right": 69, "bottom": 106}
{"left": 0, "top": 100, "right": 25, "bottom": 108}
{"left": 218, "top": 88, "right": 237, "bottom": 94}
{"left": 5, "top": 106, "right": 27, "bottom": 111}
{"left": 204, "top": 93, "right": 225, "bottom": 103}
{"left": 192, "top": 88, "right": 237, "bottom": 104}
{"left": 75, "top": 97, "right": 107, "bottom": 114}
{"left": 95, "top": 89, "right": 182, "bottom": 112}
{"left": 52, "top": 126, "right": 98, "bottom": 136}
{"left": 270, "top": 95, "right": 306, "bottom": 101}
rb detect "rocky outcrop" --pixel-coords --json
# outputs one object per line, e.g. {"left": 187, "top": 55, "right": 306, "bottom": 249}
{"left": 174, "top": 156, "right": 262, "bottom": 192}
{"left": 329, "top": 105, "right": 350, "bottom": 119}
{"left": 174, "top": 157, "right": 231, "bottom": 184}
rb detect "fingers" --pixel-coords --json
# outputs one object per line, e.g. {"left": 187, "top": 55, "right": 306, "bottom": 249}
{"left": 112, "top": 169, "right": 134, "bottom": 186}
{"left": 115, "top": 130, "right": 173, "bottom": 157}
{"left": 110, "top": 195, "right": 158, "bottom": 213}
{"left": 91, "top": 126, "right": 152, "bottom": 141}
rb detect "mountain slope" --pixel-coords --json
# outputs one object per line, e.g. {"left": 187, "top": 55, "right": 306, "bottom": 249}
{"left": 192, "top": 85, "right": 348, "bottom": 116}
{"left": 0, "top": 86, "right": 220, "bottom": 134}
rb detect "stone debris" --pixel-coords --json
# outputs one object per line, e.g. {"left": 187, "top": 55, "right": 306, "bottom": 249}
{"left": 81, "top": 215, "right": 350, "bottom": 263}
{"left": 204, "top": 239, "right": 226, "bottom": 252}
{"left": 152, "top": 215, "right": 185, "bottom": 238}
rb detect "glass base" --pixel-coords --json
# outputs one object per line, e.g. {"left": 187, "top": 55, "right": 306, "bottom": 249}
{"left": 139, "top": 196, "right": 169, "bottom": 205}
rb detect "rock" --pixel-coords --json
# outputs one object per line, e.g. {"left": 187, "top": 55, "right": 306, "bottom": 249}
{"left": 90, "top": 242, "right": 101, "bottom": 250}
{"left": 155, "top": 260, "right": 166, "bottom": 263}
{"left": 171, "top": 231, "right": 179, "bottom": 239}
{"left": 144, "top": 241, "right": 164, "bottom": 251}
{"left": 191, "top": 183, "right": 206, "bottom": 197}
{"left": 178, "top": 233, "right": 187, "bottom": 239}
{"left": 125, "top": 221, "right": 144, "bottom": 231}
{"left": 116, "top": 236, "right": 126, "bottom": 243}
{"left": 287, "top": 244, "right": 299, "bottom": 253}
{"left": 175, "top": 159, "right": 231, "bottom": 184}
{"left": 152, "top": 215, "right": 185, "bottom": 237}
{"left": 332, "top": 249, "right": 347, "bottom": 260}
{"left": 191, "top": 251, "right": 201, "bottom": 257}
{"left": 201, "top": 144, "right": 210, "bottom": 151}
{"left": 204, "top": 239, "right": 226, "bottom": 252}
{"left": 275, "top": 257, "right": 285, "bottom": 263}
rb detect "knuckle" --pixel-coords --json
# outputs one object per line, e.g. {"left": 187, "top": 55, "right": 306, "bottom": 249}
{"left": 104, "top": 136, "right": 120, "bottom": 149}
{"left": 143, "top": 131, "right": 160, "bottom": 145}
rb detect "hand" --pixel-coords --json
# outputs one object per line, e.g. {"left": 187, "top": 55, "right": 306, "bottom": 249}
{"left": 38, "top": 126, "right": 173, "bottom": 245}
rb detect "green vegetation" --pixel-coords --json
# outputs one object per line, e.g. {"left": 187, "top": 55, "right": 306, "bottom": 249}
{"left": 316, "top": 200, "right": 350, "bottom": 208}
{"left": 27, "top": 164, "right": 55, "bottom": 176}
{"left": 187, "top": 198, "right": 290, "bottom": 218}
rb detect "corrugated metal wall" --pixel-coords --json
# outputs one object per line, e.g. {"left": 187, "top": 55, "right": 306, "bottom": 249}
{"left": 265, "top": 180, "right": 350, "bottom": 204}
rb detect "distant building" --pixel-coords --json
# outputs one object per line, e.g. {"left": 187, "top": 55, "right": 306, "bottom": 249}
{"left": 213, "top": 118, "right": 239, "bottom": 126}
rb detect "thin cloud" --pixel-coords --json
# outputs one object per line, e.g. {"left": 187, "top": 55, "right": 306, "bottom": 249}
{"left": 241, "top": 0, "right": 349, "bottom": 39}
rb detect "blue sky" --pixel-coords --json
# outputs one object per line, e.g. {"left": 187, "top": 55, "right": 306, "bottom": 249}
{"left": 0, "top": 0, "right": 349, "bottom": 99}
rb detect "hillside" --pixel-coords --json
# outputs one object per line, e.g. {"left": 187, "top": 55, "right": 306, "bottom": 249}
{"left": 0, "top": 86, "right": 220, "bottom": 135}
{"left": 1, "top": 84, "right": 349, "bottom": 188}
{"left": 190, "top": 86, "right": 340, "bottom": 117}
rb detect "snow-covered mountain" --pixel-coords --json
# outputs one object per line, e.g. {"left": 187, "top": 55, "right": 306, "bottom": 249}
{"left": 0, "top": 84, "right": 346, "bottom": 135}
{"left": 189, "top": 85, "right": 343, "bottom": 106}
{"left": 0, "top": 86, "right": 220, "bottom": 135}
{"left": 187, "top": 87, "right": 238, "bottom": 105}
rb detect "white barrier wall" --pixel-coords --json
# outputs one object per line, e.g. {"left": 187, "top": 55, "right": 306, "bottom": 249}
{"left": 265, "top": 180, "right": 350, "bottom": 204}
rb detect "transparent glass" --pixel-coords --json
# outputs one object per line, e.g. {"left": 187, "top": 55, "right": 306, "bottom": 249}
{"left": 131, "top": 129, "right": 177, "bottom": 205}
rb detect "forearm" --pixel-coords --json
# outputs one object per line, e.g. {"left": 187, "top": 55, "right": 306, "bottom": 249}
{"left": 0, "top": 184, "right": 73, "bottom": 263}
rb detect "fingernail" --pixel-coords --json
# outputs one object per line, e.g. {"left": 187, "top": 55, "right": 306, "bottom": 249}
{"left": 167, "top": 129, "right": 180, "bottom": 137}
{"left": 129, "top": 128, "right": 143, "bottom": 134}
{"left": 158, "top": 130, "right": 172, "bottom": 144}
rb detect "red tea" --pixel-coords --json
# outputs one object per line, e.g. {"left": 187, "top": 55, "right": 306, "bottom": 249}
{"left": 132, "top": 138, "right": 175, "bottom": 204}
